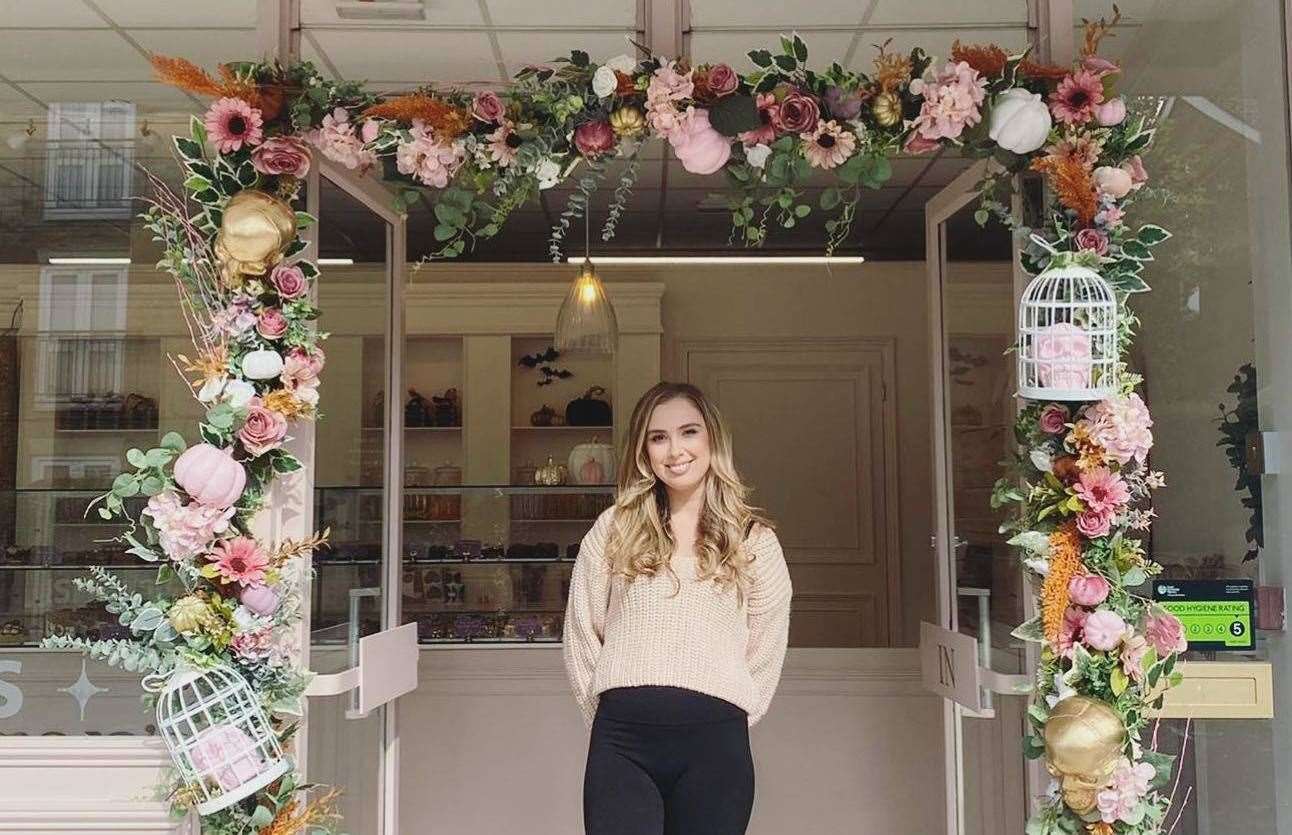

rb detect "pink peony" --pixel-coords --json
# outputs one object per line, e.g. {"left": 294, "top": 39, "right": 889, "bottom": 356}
{"left": 256, "top": 308, "right": 289, "bottom": 340}
{"left": 281, "top": 347, "right": 323, "bottom": 406}
{"left": 306, "top": 107, "right": 375, "bottom": 171}
{"left": 269, "top": 263, "right": 307, "bottom": 299}
{"left": 204, "top": 98, "right": 263, "bottom": 154}
{"left": 1034, "top": 322, "right": 1092, "bottom": 390}
{"left": 910, "top": 61, "right": 987, "bottom": 141}
{"left": 1082, "top": 609, "right": 1127, "bottom": 651}
{"left": 1093, "top": 165, "right": 1133, "bottom": 199}
{"left": 1074, "top": 467, "right": 1132, "bottom": 514}
{"left": 471, "top": 91, "right": 506, "bottom": 124}
{"left": 739, "top": 93, "right": 780, "bottom": 146}
{"left": 1039, "top": 403, "right": 1070, "bottom": 434}
{"left": 238, "top": 397, "right": 288, "bottom": 456}
{"left": 213, "top": 299, "right": 257, "bottom": 336}
{"left": 1076, "top": 508, "right": 1112, "bottom": 538}
{"left": 1049, "top": 70, "right": 1105, "bottom": 125}
{"left": 668, "top": 108, "right": 732, "bottom": 175}
{"left": 250, "top": 135, "right": 311, "bottom": 177}
{"left": 1144, "top": 612, "right": 1188, "bottom": 656}
{"left": 231, "top": 627, "right": 274, "bottom": 660}
{"left": 1096, "top": 97, "right": 1127, "bottom": 126}
{"left": 395, "top": 120, "right": 466, "bottom": 188}
{"left": 646, "top": 60, "right": 694, "bottom": 103}
{"left": 574, "top": 120, "right": 616, "bottom": 157}
{"left": 1082, "top": 393, "right": 1154, "bottom": 465}
{"left": 802, "top": 120, "right": 856, "bottom": 169}
{"left": 1097, "top": 757, "right": 1155, "bottom": 824}
{"left": 1057, "top": 606, "right": 1088, "bottom": 658}
{"left": 1068, "top": 573, "right": 1111, "bottom": 607}
{"left": 1121, "top": 155, "right": 1148, "bottom": 190}
{"left": 1075, "top": 227, "right": 1109, "bottom": 256}
{"left": 705, "top": 63, "right": 739, "bottom": 97}
{"left": 209, "top": 536, "right": 270, "bottom": 587}
{"left": 1120, "top": 632, "right": 1150, "bottom": 683}
{"left": 143, "top": 490, "right": 236, "bottom": 561}
{"left": 776, "top": 90, "right": 820, "bottom": 134}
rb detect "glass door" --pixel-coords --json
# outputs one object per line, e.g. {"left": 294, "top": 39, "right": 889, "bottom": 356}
{"left": 302, "top": 161, "right": 409, "bottom": 835}
{"left": 926, "top": 159, "right": 1035, "bottom": 835}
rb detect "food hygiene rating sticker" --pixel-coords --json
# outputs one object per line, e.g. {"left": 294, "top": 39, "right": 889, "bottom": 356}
{"left": 1154, "top": 579, "right": 1256, "bottom": 651}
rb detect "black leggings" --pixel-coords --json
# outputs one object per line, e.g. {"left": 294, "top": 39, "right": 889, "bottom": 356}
{"left": 583, "top": 686, "right": 755, "bottom": 835}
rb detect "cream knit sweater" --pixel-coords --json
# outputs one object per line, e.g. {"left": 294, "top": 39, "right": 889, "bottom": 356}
{"left": 561, "top": 506, "right": 793, "bottom": 729}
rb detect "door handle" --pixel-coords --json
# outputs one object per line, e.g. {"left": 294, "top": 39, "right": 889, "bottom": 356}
{"left": 305, "top": 588, "right": 419, "bottom": 718}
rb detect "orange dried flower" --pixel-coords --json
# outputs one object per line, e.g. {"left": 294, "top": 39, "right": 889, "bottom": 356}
{"left": 258, "top": 788, "right": 341, "bottom": 835}
{"left": 872, "top": 40, "right": 913, "bottom": 93}
{"left": 1042, "top": 522, "right": 1084, "bottom": 643}
{"left": 1081, "top": 5, "right": 1122, "bottom": 57}
{"left": 951, "top": 40, "right": 1008, "bottom": 78}
{"left": 362, "top": 94, "right": 469, "bottom": 137}
{"left": 264, "top": 389, "right": 311, "bottom": 420}
{"left": 150, "top": 54, "right": 227, "bottom": 98}
{"left": 1030, "top": 154, "right": 1098, "bottom": 227}
{"left": 1020, "top": 59, "right": 1075, "bottom": 82}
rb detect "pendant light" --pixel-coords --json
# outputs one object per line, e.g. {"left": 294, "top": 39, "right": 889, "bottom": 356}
{"left": 554, "top": 210, "right": 618, "bottom": 354}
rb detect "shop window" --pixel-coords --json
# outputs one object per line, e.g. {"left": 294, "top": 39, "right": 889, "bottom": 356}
{"left": 43, "top": 102, "right": 135, "bottom": 219}
{"left": 34, "top": 267, "right": 127, "bottom": 408}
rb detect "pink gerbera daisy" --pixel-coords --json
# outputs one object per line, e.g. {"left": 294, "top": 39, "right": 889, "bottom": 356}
{"left": 204, "top": 97, "right": 264, "bottom": 154}
{"left": 801, "top": 120, "right": 856, "bottom": 169}
{"left": 209, "top": 536, "right": 269, "bottom": 587}
{"left": 488, "top": 123, "right": 521, "bottom": 167}
{"left": 1073, "top": 467, "right": 1132, "bottom": 514}
{"left": 1049, "top": 70, "right": 1105, "bottom": 125}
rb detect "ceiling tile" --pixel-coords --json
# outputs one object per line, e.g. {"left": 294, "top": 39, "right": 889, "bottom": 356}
{"left": 309, "top": 29, "right": 500, "bottom": 83}
{"left": 0, "top": 30, "right": 147, "bottom": 81}
{"left": 689, "top": 30, "right": 855, "bottom": 68}
{"left": 127, "top": 28, "right": 261, "bottom": 70}
{"left": 483, "top": 0, "right": 636, "bottom": 28}
{"left": 0, "top": 1, "right": 106, "bottom": 27}
{"left": 94, "top": 0, "right": 258, "bottom": 27}
{"left": 494, "top": 30, "right": 639, "bottom": 77}
{"left": 300, "top": 0, "right": 485, "bottom": 27}
{"left": 868, "top": 0, "right": 1029, "bottom": 25}
{"left": 690, "top": 0, "right": 870, "bottom": 28}
{"left": 20, "top": 81, "right": 197, "bottom": 115}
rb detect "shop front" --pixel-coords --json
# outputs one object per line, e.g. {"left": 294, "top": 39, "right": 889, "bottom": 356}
{"left": 1, "top": 2, "right": 1291, "bottom": 834}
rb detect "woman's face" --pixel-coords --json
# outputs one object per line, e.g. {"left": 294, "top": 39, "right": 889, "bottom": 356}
{"left": 645, "top": 397, "right": 712, "bottom": 494}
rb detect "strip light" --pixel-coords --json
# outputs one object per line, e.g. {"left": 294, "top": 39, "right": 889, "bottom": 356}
{"left": 47, "top": 257, "right": 131, "bottom": 265}
{"left": 317, "top": 258, "right": 355, "bottom": 265}
{"left": 563, "top": 255, "right": 864, "bottom": 265}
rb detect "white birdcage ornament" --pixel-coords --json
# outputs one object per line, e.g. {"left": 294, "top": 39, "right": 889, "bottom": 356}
{"left": 153, "top": 665, "right": 291, "bottom": 815}
{"left": 1017, "top": 239, "right": 1119, "bottom": 402}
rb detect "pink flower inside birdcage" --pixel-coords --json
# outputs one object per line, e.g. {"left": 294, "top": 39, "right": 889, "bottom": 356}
{"left": 189, "top": 723, "right": 267, "bottom": 792}
{"left": 1034, "top": 322, "right": 1093, "bottom": 390}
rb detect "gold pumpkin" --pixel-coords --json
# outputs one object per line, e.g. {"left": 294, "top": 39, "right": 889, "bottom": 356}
{"left": 1043, "top": 695, "right": 1126, "bottom": 814}
{"left": 871, "top": 91, "right": 902, "bottom": 128}
{"left": 609, "top": 106, "right": 646, "bottom": 137}
{"left": 534, "top": 456, "right": 568, "bottom": 486}
{"left": 214, "top": 190, "right": 297, "bottom": 286}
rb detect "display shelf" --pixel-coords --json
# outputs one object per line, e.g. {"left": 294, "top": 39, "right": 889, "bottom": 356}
{"left": 511, "top": 425, "right": 612, "bottom": 431}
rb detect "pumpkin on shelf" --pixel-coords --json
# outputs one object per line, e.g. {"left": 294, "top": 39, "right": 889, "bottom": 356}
{"left": 405, "top": 389, "right": 431, "bottom": 427}
{"left": 569, "top": 438, "right": 614, "bottom": 485}
{"left": 431, "top": 388, "right": 460, "bottom": 426}
{"left": 566, "top": 386, "right": 611, "bottom": 426}
{"left": 530, "top": 405, "right": 558, "bottom": 427}
{"left": 534, "top": 456, "right": 568, "bottom": 486}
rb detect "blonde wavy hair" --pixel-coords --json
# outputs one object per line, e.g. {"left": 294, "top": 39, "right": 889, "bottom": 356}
{"left": 605, "top": 382, "right": 773, "bottom": 605}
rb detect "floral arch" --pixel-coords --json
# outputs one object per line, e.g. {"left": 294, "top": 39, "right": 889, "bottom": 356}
{"left": 49, "top": 13, "right": 1180, "bottom": 835}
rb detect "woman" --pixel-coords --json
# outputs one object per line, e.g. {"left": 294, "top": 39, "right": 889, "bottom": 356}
{"left": 562, "top": 381, "right": 793, "bottom": 835}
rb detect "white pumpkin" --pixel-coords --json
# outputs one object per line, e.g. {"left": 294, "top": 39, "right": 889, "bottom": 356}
{"left": 241, "top": 349, "right": 284, "bottom": 380}
{"left": 987, "top": 88, "right": 1052, "bottom": 154}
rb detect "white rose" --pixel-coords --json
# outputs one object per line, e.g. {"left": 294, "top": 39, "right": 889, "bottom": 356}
{"left": 223, "top": 380, "right": 257, "bottom": 408}
{"left": 745, "top": 143, "right": 772, "bottom": 169}
{"left": 592, "top": 66, "right": 618, "bottom": 99}
{"left": 198, "top": 377, "right": 226, "bottom": 404}
{"left": 535, "top": 158, "right": 562, "bottom": 189}
{"left": 603, "top": 53, "right": 637, "bottom": 74}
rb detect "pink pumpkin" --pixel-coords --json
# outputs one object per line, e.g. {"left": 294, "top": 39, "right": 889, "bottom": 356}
{"left": 669, "top": 108, "right": 732, "bottom": 175}
{"left": 240, "top": 583, "right": 280, "bottom": 617}
{"left": 173, "top": 443, "right": 247, "bottom": 508}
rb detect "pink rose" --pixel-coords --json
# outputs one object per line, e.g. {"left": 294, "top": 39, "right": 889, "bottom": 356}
{"left": 270, "top": 263, "right": 308, "bottom": 300}
{"left": 1075, "top": 227, "right": 1109, "bottom": 256}
{"left": 256, "top": 308, "right": 289, "bottom": 340}
{"left": 706, "top": 63, "right": 738, "bottom": 97}
{"left": 1144, "top": 612, "right": 1188, "bottom": 656}
{"left": 472, "top": 91, "right": 506, "bottom": 124}
{"left": 250, "top": 135, "right": 312, "bottom": 177}
{"left": 1034, "top": 322, "right": 1092, "bottom": 390}
{"left": 238, "top": 397, "right": 288, "bottom": 456}
{"left": 1082, "top": 609, "right": 1127, "bottom": 652}
{"left": 1093, "top": 165, "right": 1133, "bottom": 199}
{"left": 574, "top": 120, "right": 616, "bottom": 157}
{"left": 1095, "top": 98, "right": 1126, "bottom": 126}
{"left": 1076, "top": 508, "right": 1112, "bottom": 538}
{"left": 776, "top": 91, "right": 820, "bottom": 134}
{"left": 903, "top": 131, "right": 942, "bottom": 155}
{"left": 1068, "top": 573, "right": 1111, "bottom": 607}
{"left": 669, "top": 109, "right": 732, "bottom": 175}
{"left": 1039, "top": 403, "right": 1070, "bottom": 434}
{"left": 1121, "top": 155, "right": 1148, "bottom": 190}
